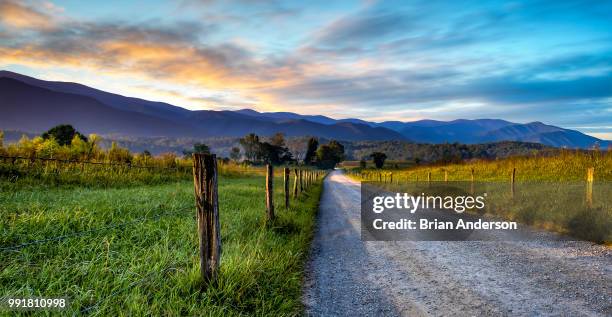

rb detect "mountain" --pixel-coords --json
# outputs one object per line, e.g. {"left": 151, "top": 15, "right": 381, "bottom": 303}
{"left": 381, "top": 119, "right": 513, "bottom": 144}
{"left": 0, "top": 77, "right": 193, "bottom": 137}
{"left": 0, "top": 73, "right": 405, "bottom": 141}
{"left": 0, "top": 71, "right": 607, "bottom": 148}
{"left": 235, "top": 109, "right": 338, "bottom": 125}
{"left": 482, "top": 122, "right": 604, "bottom": 148}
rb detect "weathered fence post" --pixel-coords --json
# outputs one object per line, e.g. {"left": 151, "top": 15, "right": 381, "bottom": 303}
{"left": 470, "top": 168, "right": 475, "bottom": 194}
{"left": 299, "top": 169, "right": 304, "bottom": 192}
{"left": 284, "top": 167, "right": 290, "bottom": 209}
{"left": 427, "top": 171, "right": 431, "bottom": 186}
{"left": 586, "top": 167, "right": 594, "bottom": 208}
{"left": 444, "top": 170, "right": 448, "bottom": 183}
{"left": 266, "top": 164, "right": 275, "bottom": 221}
{"left": 510, "top": 167, "right": 516, "bottom": 198}
{"left": 192, "top": 153, "right": 221, "bottom": 288}
{"left": 293, "top": 168, "right": 299, "bottom": 198}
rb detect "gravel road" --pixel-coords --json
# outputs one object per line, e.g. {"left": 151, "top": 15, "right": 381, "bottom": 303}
{"left": 302, "top": 170, "right": 611, "bottom": 316}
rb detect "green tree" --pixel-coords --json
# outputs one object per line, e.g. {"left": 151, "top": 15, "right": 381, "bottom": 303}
{"left": 193, "top": 143, "right": 210, "bottom": 154}
{"left": 230, "top": 147, "right": 241, "bottom": 162}
{"left": 359, "top": 159, "right": 367, "bottom": 169}
{"left": 42, "top": 124, "right": 86, "bottom": 146}
{"left": 258, "top": 142, "right": 293, "bottom": 165}
{"left": 304, "top": 137, "right": 319, "bottom": 165}
{"left": 316, "top": 140, "right": 345, "bottom": 169}
{"left": 182, "top": 142, "right": 210, "bottom": 158}
{"left": 370, "top": 152, "right": 387, "bottom": 169}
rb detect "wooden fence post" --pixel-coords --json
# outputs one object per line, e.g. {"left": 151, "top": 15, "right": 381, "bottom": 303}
{"left": 470, "top": 168, "right": 475, "bottom": 194}
{"left": 284, "top": 167, "right": 290, "bottom": 209}
{"left": 586, "top": 167, "right": 594, "bottom": 208}
{"left": 266, "top": 164, "right": 275, "bottom": 221}
{"left": 192, "top": 153, "right": 221, "bottom": 288}
{"left": 293, "top": 169, "right": 299, "bottom": 198}
{"left": 299, "top": 169, "right": 304, "bottom": 192}
{"left": 444, "top": 170, "right": 448, "bottom": 183}
{"left": 427, "top": 171, "right": 431, "bottom": 186}
{"left": 511, "top": 167, "right": 516, "bottom": 198}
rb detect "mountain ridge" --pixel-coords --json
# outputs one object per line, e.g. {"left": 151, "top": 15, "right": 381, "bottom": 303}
{"left": 0, "top": 71, "right": 607, "bottom": 148}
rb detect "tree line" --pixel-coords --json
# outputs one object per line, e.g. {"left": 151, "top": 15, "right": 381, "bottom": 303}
{"left": 0, "top": 125, "right": 347, "bottom": 169}
{"left": 236, "top": 133, "right": 345, "bottom": 169}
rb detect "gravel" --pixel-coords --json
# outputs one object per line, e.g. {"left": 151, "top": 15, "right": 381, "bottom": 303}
{"left": 302, "top": 171, "right": 611, "bottom": 316}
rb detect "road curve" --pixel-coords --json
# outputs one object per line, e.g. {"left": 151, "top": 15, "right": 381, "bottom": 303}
{"left": 302, "top": 170, "right": 611, "bottom": 316}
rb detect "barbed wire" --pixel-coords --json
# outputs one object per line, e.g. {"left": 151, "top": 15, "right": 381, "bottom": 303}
{"left": 0, "top": 209, "right": 193, "bottom": 252}
{"left": 0, "top": 155, "right": 189, "bottom": 172}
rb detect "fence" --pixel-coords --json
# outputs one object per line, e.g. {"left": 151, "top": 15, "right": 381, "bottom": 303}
{"left": 347, "top": 166, "right": 598, "bottom": 205}
{"left": 1, "top": 154, "right": 328, "bottom": 299}
{"left": 0, "top": 155, "right": 188, "bottom": 171}
{"left": 191, "top": 153, "right": 328, "bottom": 288}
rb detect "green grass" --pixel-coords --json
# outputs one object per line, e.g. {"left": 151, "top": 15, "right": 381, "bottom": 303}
{"left": 347, "top": 151, "right": 612, "bottom": 243}
{"left": 1, "top": 173, "right": 322, "bottom": 315}
{"left": 351, "top": 150, "right": 611, "bottom": 182}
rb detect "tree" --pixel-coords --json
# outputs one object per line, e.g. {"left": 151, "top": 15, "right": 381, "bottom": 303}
{"left": 258, "top": 141, "right": 293, "bottom": 165}
{"left": 193, "top": 143, "right": 210, "bottom": 154}
{"left": 285, "top": 138, "right": 307, "bottom": 163}
{"left": 359, "top": 159, "right": 367, "bottom": 169}
{"left": 230, "top": 147, "right": 241, "bottom": 162}
{"left": 316, "top": 140, "right": 345, "bottom": 169}
{"left": 270, "top": 132, "right": 286, "bottom": 147}
{"left": 42, "top": 124, "right": 87, "bottom": 146}
{"left": 304, "top": 137, "right": 319, "bottom": 165}
{"left": 370, "top": 152, "right": 387, "bottom": 169}
{"left": 239, "top": 133, "right": 260, "bottom": 162}
{"left": 182, "top": 142, "right": 210, "bottom": 158}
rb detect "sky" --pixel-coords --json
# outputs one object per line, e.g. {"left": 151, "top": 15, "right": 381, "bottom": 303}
{"left": 0, "top": 0, "right": 611, "bottom": 139}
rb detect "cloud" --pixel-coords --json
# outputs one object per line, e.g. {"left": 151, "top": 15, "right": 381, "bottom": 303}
{"left": 0, "top": 15, "right": 302, "bottom": 91}
{"left": 1, "top": 0, "right": 610, "bottom": 134}
{"left": 0, "top": 0, "right": 55, "bottom": 30}
{"left": 313, "top": 10, "right": 413, "bottom": 47}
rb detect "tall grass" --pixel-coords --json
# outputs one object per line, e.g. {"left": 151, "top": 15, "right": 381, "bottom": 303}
{"left": 1, "top": 170, "right": 322, "bottom": 315}
{"left": 355, "top": 150, "right": 611, "bottom": 182}
{"left": 347, "top": 150, "right": 611, "bottom": 243}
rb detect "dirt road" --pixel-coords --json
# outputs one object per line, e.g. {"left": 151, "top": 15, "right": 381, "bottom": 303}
{"left": 302, "top": 170, "right": 611, "bottom": 316}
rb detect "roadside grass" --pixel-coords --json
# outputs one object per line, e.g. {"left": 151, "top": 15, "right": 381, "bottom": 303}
{"left": 352, "top": 150, "right": 611, "bottom": 182}
{"left": 0, "top": 172, "right": 322, "bottom": 315}
{"left": 347, "top": 151, "right": 611, "bottom": 243}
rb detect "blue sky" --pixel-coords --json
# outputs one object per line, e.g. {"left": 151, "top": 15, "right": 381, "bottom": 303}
{"left": 0, "top": 0, "right": 611, "bottom": 138}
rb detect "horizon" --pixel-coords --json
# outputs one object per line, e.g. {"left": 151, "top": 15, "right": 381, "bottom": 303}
{"left": 0, "top": 1, "right": 610, "bottom": 139}
{"left": 0, "top": 69, "right": 588, "bottom": 134}
{"left": 2, "top": 70, "right": 609, "bottom": 142}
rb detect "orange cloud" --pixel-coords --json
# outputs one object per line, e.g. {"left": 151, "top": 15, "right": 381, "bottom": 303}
{"left": 0, "top": 0, "right": 55, "bottom": 30}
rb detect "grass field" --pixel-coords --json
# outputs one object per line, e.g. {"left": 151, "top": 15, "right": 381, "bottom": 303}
{"left": 347, "top": 151, "right": 611, "bottom": 243}
{"left": 1, "top": 171, "right": 322, "bottom": 315}
{"left": 350, "top": 150, "right": 611, "bottom": 181}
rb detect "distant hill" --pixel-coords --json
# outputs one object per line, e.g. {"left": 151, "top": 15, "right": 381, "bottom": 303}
{"left": 0, "top": 70, "right": 607, "bottom": 148}
{"left": 0, "top": 77, "right": 193, "bottom": 137}
{"left": 0, "top": 73, "right": 405, "bottom": 141}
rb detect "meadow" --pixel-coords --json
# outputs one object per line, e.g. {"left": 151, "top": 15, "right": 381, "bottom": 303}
{"left": 0, "top": 162, "right": 322, "bottom": 315}
{"left": 348, "top": 150, "right": 612, "bottom": 243}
